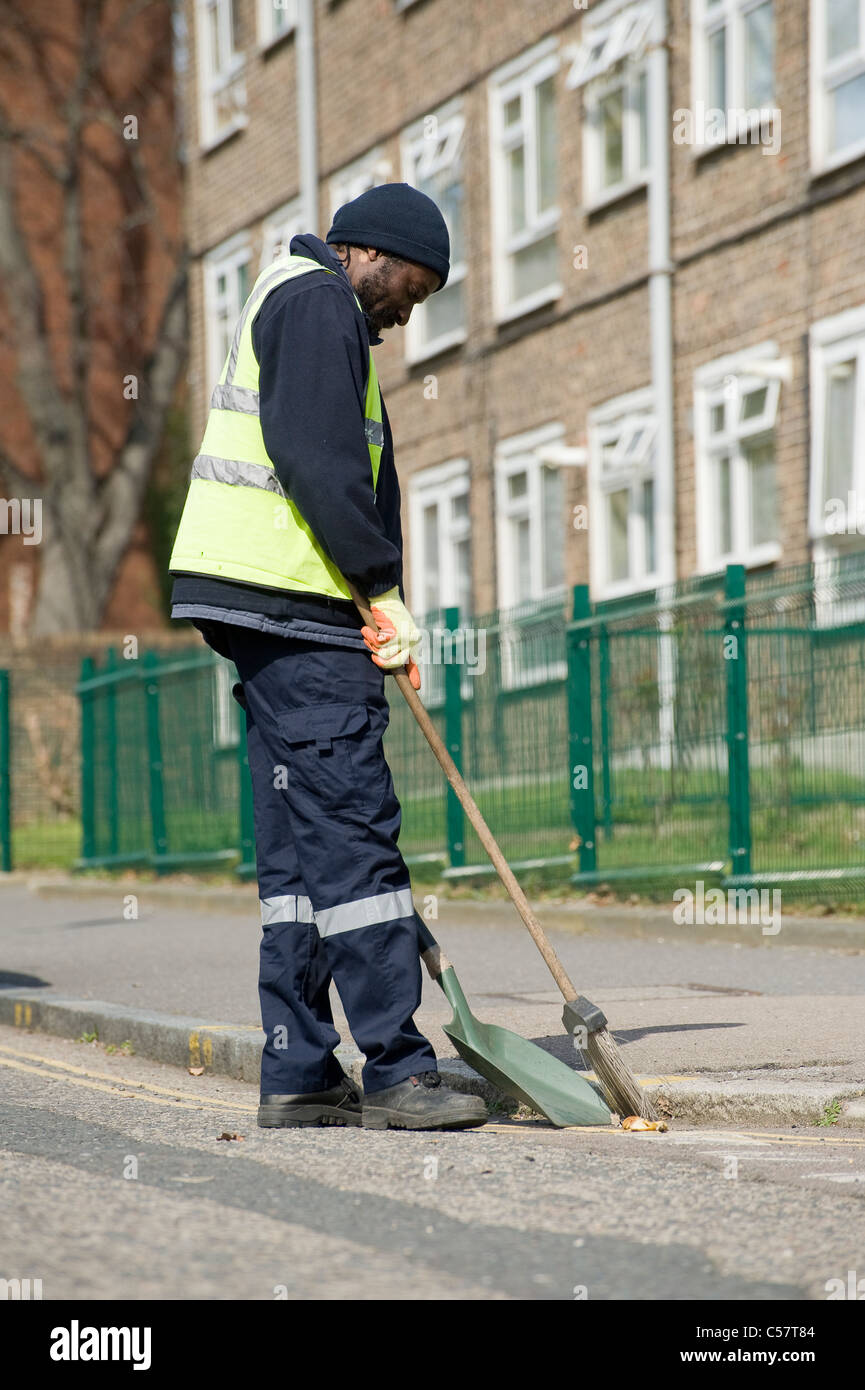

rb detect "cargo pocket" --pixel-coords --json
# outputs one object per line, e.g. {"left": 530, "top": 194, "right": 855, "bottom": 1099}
{"left": 276, "top": 703, "right": 390, "bottom": 823}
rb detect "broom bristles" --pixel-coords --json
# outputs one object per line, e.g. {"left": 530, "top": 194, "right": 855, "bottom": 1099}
{"left": 584, "top": 1027, "right": 658, "bottom": 1121}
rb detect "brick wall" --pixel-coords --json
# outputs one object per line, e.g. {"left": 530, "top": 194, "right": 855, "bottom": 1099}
{"left": 182, "top": 0, "right": 865, "bottom": 612}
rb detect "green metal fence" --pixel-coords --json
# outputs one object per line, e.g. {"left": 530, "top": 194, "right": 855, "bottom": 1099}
{"left": 30, "top": 552, "right": 865, "bottom": 892}
{"left": 76, "top": 647, "right": 254, "bottom": 876}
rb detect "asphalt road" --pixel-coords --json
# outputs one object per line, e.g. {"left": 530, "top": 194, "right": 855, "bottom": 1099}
{"left": 1, "top": 1024, "right": 863, "bottom": 1301}
{"left": 2, "top": 884, "right": 864, "bottom": 1077}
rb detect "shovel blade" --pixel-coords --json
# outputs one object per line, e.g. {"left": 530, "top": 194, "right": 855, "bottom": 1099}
{"left": 439, "top": 967, "right": 611, "bottom": 1128}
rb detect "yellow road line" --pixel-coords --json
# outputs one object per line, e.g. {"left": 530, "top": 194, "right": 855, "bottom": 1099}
{"left": 0, "top": 1041, "right": 246, "bottom": 1102}
{"left": 0, "top": 1055, "right": 256, "bottom": 1114}
{"left": 3, "top": 1043, "right": 862, "bottom": 1145}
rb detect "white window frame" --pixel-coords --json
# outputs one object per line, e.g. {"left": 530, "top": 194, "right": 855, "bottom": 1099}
{"left": 260, "top": 198, "right": 303, "bottom": 269}
{"left": 810, "top": 0, "right": 865, "bottom": 173}
{"left": 408, "top": 458, "right": 472, "bottom": 619}
{"left": 203, "top": 232, "right": 252, "bottom": 391}
{"left": 212, "top": 659, "right": 240, "bottom": 749}
{"left": 567, "top": 0, "right": 652, "bottom": 208}
{"left": 583, "top": 61, "right": 650, "bottom": 208}
{"left": 258, "top": 0, "right": 297, "bottom": 50}
{"left": 408, "top": 459, "right": 473, "bottom": 707}
{"left": 588, "top": 387, "right": 660, "bottom": 599}
{"left": 495, "top": 424, "right": 570, "bottom": 690}
{"left": 328, "top": 148, "right": 392, "bottom": 224}
{"left": 809, "top": 303, "right": 865, "bottom": 550}
{"left": 401, "top": 101, "right": 468, "bottom": 362}
{"left": 495, "top": 422, "right": 568, "bottom": 609}
{"left": 690, "top": 0, "right": 776, "bottom": 153}
{"left": 489, "top": 38, "right": 561, "bottom": 323}
{"left": 694, "top": 341, "right": 783, "bottom": 573}
{"left": 195, "top": 0, "right": 247, "bottom": 152}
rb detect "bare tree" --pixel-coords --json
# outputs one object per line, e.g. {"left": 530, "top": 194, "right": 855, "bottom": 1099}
{"left": 0, "top": 0, "right": 187, "bottom": 632}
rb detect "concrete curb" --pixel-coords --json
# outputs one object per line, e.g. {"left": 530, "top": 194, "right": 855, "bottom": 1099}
{"left": 2, "top": 987, "right": 862, "bottom": 1129}
{"left": 9, "top": 872, "right": 865, "bottom": 949}
{"left": 645, "top": 1075, "right": 865, "bottom": 1129}
{"left": 6, "top": 871, "right": 865, "bottom": 950}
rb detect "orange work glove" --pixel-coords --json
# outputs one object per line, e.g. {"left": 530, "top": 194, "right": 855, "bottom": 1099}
{"left": 361, "top": 586, "right": 422, "bottom": 690}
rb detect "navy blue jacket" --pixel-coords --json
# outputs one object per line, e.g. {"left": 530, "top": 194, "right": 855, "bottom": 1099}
{"left": 170, "top": 233, "right": 403, "bottom": 653}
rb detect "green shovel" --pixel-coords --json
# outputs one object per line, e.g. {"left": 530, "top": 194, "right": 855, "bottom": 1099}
{"left": 415, "top": 915, "right": 611, "bottom": 1127}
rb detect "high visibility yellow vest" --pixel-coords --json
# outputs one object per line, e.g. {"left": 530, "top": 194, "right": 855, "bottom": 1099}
{"left": 169, "top": 253, "right": 383, "bottom": 600}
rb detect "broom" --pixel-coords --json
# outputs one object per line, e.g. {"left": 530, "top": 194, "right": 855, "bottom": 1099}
{"left": 349, "top": 583, "right": 656, "bottom": 1122}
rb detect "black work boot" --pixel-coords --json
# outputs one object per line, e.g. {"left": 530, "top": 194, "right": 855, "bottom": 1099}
{"left": 362, "top": 1070, "right": 488, "bottom": 1131}
{"left": 258, "top": 1075, "right": 363, "bottom": 1128}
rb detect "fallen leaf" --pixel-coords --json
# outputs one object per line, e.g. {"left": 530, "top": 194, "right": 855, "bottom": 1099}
{"left": 217, "top": 1131, "right": 245, "bottom": 1142}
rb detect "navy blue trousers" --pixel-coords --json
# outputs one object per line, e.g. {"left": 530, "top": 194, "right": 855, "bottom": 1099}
{"left": 222, "top": 625, "right": 437, "bottom": 1097}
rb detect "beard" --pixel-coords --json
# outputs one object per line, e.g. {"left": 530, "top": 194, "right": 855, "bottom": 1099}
{"left": 353, "top": 256, "right": 401, "bottom": 334}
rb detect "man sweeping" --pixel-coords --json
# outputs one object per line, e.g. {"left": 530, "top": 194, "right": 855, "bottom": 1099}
{"left": 168, "top": 183, "right": 487, "bottom": 1132}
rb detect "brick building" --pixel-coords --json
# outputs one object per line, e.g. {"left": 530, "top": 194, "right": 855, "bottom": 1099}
{"left": 181, "top": 0, "right": 865, "bottom": 637}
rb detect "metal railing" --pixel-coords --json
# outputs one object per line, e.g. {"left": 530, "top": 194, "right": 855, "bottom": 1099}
{"left": 3, "top": 555, "right": 865, "bottom": 894}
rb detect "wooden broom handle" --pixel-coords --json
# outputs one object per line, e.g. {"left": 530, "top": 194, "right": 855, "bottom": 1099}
{"left": 348, "top": 582, "right": 578, "bottom": 1001}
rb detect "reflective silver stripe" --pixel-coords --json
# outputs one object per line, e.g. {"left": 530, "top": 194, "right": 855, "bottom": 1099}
{"left": 364, "top": 418, "right": 384, "bottom": 449}
{"left": 192, "top": 454, "right": 286, "bottom": 497}
{"left": 315, "top": 887, "right": 414, "bottom": 938}
{"left": 261, "top": 894, "right": 316, "bottom": 926}
{"left": 211, "top": 383, "right": 260, "bottom": 414}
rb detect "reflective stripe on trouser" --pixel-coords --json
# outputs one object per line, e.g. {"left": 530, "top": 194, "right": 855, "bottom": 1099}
{"left": 227, "top": 626, "right": 436, "bottom": 1096}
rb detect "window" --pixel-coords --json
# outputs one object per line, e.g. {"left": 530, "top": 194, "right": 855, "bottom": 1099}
{"left": 489, "top": 40, "right": 560, "bottom": 320}
{"left": 588, "top": 389, "right": 658, "bottom": 597}
{"left": 408, "top": 460, "right": 472, "bottom": 704}
{"left": 401, "top": 102, "right": 467, "bottom": 360}
{"left": 196, "top": 0, "right": 246, "bottom": 149}
{"left": 694, "top": 344, "right": 782, "bottom": 571}
{"left": 203, "top": 234, "right": 252, "bottom": 390}
{"left": 329, "top": 148, "right": 392, "bottom": 223}
{"left": 810, "top": 305, "right": 865, "bottom": 555}
{"left": 260, "top": 198, "right": 303, "bottom": 268}
{"left": 258, "top": 0, "right": 297, "bottom": 48}
{"left": 212, "top": 659, "right": 240, "bottom": 749}
{"left": 811, "top": 0, "right": 865, "bottom": 171}
{"left": 495, "top": 425, "right": 567, "bottom": 609}
{"left": 409, "top": 460, "right": 472, "bottom": 620}
{"left": 495, "top": 426, "right": 570, "bottom": 688}
{"left": 691, "top": 0, "right": 775, "bottom": 148}
{"left": 566, "top": 0, "right": 652, "bottom": 206}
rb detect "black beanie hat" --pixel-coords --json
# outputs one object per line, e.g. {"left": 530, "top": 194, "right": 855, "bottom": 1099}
{"left": 326, "top": 182, "right": 450, "bottom": 291}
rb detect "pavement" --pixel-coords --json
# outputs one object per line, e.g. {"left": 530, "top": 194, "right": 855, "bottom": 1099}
{"left": 1, "top": 872, "right": 863, "bottom": 1128}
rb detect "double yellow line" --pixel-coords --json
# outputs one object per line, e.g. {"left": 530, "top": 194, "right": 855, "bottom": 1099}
{"left": 0, "top": 1040, "right": 256, "bottom": 1115}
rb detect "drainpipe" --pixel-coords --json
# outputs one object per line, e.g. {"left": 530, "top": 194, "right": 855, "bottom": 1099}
{"left": 647, "top": 0, "right": 676, "bottom": 766}
{"left": 296, "top": 0, "right": 318, "bottom": 234}
{"left": 648, "top": 0, "right": 674, "bottom": 589}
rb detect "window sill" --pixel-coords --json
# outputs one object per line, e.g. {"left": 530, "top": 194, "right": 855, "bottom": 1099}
{"left": 696, "top": 542, "right": 782, "bottom": 575}
{"left": 405, "top": 327, "right": 467, "bottom": 366}
{"left": 593, "top": 574, "right": 662, "bottom": 603}
{"left": 495, "top": 282, "right": 562, "bottom": 326}
{"left": 583, "top": 175, "right": 649, "bottom": 214}
{"left": 259, "top": 27, "right": 297, "bottom": 58}
{"left": 810, "top": 135, "right": 865, "bottom": 179}
{"left": 199, "top": 115, "right": 248, "bottom": 157}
